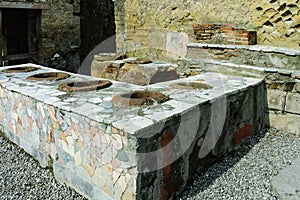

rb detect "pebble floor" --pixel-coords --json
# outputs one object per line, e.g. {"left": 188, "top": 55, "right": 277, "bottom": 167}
{"left": 0, "top": 128, "right": 299, "bottom": 200}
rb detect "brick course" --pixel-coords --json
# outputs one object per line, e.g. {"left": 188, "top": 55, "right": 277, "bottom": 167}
{"left": 192, "top": 23, "right": 257, "bottom": 45}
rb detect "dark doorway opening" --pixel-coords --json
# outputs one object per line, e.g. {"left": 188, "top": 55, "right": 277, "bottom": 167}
{"left": 80, "top": 0, "right": 116, "bottom": 64}
{"left": 1, "top": 8, "right": 41, "bottom": 65}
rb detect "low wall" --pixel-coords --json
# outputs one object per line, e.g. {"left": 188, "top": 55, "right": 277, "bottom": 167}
{"left": 187, "top": 43, "right": 300, "bottom": 70}
{"left": 184, "top": 43, "right": 300, "bottom": 134}
{"left": 0, "top": 64, "right": 267, "bottom": 199}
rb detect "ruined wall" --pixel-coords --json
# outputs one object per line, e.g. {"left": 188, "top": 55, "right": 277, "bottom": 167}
{"left": 115, "top": 0, "right": 300, "bottom": 59}
{"left": 40, "top": 0, "right": 80, "bottom": 72}
{"left": 0, "top": 0, "right": 80, "bottom": 72}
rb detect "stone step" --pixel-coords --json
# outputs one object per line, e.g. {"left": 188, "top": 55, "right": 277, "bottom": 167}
{"left": 180, "top": 57, "right": 300, "bottom": 79}
{"left": 186, "top": 43, "right": 300, "bottom": 71}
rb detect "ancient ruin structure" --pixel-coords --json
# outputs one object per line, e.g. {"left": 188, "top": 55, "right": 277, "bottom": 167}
{"left": 0, "top": 64, "right": 267, "bottom": 199}
{"left": 0, "top": 0, "right": 115, "bottom": 72}
{"left": 109, "top": 0, "right": 300, "bottom": 134}
{"left": 0, "top": 0, "right": 299, "bottom": 199}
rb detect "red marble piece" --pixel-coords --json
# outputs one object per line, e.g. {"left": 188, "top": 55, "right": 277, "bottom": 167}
{"left": 233, "top": 123, "right": 253, "bottom": 147}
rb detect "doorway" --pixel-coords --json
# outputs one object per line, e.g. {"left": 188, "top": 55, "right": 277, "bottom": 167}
{"left": 1, "top": 8, "right": 41, "bottom": 65}
{"left": 80, "top": 0, "right": 116, "bottom": 63}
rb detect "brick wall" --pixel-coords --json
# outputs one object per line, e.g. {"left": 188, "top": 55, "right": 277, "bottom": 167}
{"left": 192, "top": 23, "right": 257, "bottom": 45}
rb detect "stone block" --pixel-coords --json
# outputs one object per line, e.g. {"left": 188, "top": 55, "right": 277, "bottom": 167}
{"left": 271, "top": 158, "right": 300, "bottom": 200}
{"left": 267, "top": 89, "right": 287, "bottom": 111}
{"left": 91, "top": 60, "right": 110, "bottom": 76}
{"left": 269, "top": 111, "right": 300, "bottom": 134}
{"left": 286, "top": 92, "right": 300, "bottom": 114}
{"left": 94, "top": 53, "right": 117, "bottom": 62}
{"left": 294, "top": 83, "right": 300, "bottom": 93}
{"left": 166, "top": 32, "right": 188, "bottom": 58}
{"left": 117, "top": 63, "right": 148, "bottom": 85}
{"left": 267, "top": 81, "right": 295, "bottom": 91}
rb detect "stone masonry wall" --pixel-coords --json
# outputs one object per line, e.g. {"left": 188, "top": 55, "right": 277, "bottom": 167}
{"left": 186, "top": 44, "right": 300, "bottom": 70}
{"left": 0, "top": 87, "right": 138, "bottom": 199}
{"left": 0, "top": 65, "right": 141, "bottom": 200}
{"left": 267, "top": 72, "right": 300, "bottom": 134}
{"left": 115, "top": 0, "right": 300, "bottom": 60}
{"left": 0, "top": 0, "right": 80, "bottom": 72}
{"left": 136, "top": 85, "right": 267, "bottom": 199}
{"left": 40, "top": 0, "right": 80, "bottom": 72}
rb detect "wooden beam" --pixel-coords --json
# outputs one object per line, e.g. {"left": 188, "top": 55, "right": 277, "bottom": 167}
{"left": 1, "top": 52, "right": 37, "bottom": 61}
{"left": 0, "top": 2, "right": 51, "bottom": 10}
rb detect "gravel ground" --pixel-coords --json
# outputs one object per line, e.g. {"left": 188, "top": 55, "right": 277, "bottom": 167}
{"left": 180, "top": 128, "right": 300, "bottom": 200}
{"left": 0, "top": 128, "right": 299, "bottom": 200}
{"left": 0, "top": 136, "right": 86, "bottom": 200}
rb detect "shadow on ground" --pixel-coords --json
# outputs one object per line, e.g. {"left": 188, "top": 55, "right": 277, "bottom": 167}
{"left": 178, "top": 130, "right": 268, "bottom": 199}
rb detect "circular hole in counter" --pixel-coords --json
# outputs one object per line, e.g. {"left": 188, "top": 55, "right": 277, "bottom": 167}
{"left": 58, "top": 80, "right": 112, "bottom": 92}
{"left": 171, "top": 80, "right": 213, "bottom": 90}
{"left": 112, "top": 90, "right": 169, "bottom": 106}
{"left": 26, "top": 72, "right": 71, "bottom": 81}
{"left": 2, "top": 66, "right": 39, "bottom": 73}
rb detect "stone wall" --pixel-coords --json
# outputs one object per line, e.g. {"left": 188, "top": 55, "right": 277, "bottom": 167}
{"left": 115, "top": 0, "right": 300, "bottom": 60}
{"left": 267, "top": 73, "right": 300, "bottom": 134}
{"left": 39, "top": 0, "right": 80, "bottom": 72}
{"left": 0, "top": 64, "right": 141, "bottom": 200}
{"left": 0, "top": 0, "right": 80, "bottom": 72}
{"left": 186, "top": 43, "right": 300, "bottom": 70}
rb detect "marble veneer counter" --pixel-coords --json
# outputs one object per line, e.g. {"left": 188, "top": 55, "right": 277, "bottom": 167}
{"left": 0, "top": 63, "right": 266, "bottom": 200}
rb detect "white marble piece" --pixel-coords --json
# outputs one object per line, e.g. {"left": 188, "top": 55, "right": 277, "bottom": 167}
{"left": 88, "top": 97, "right": 103, "bottom": 104}
{"left": 112, "top": 116, "right": 155, "bottom": 135}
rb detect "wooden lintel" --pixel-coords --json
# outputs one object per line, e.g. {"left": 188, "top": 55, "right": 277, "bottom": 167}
{"left": 0, "top": 2, "right": 51, "bottom": 10}
{"left": 1, "top": 52, "right": 37, "bottom": 61}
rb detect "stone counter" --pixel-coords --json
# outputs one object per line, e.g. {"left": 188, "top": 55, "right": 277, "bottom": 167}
{"left": 0, "top": 64, "right": 267, "bottom": 200}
